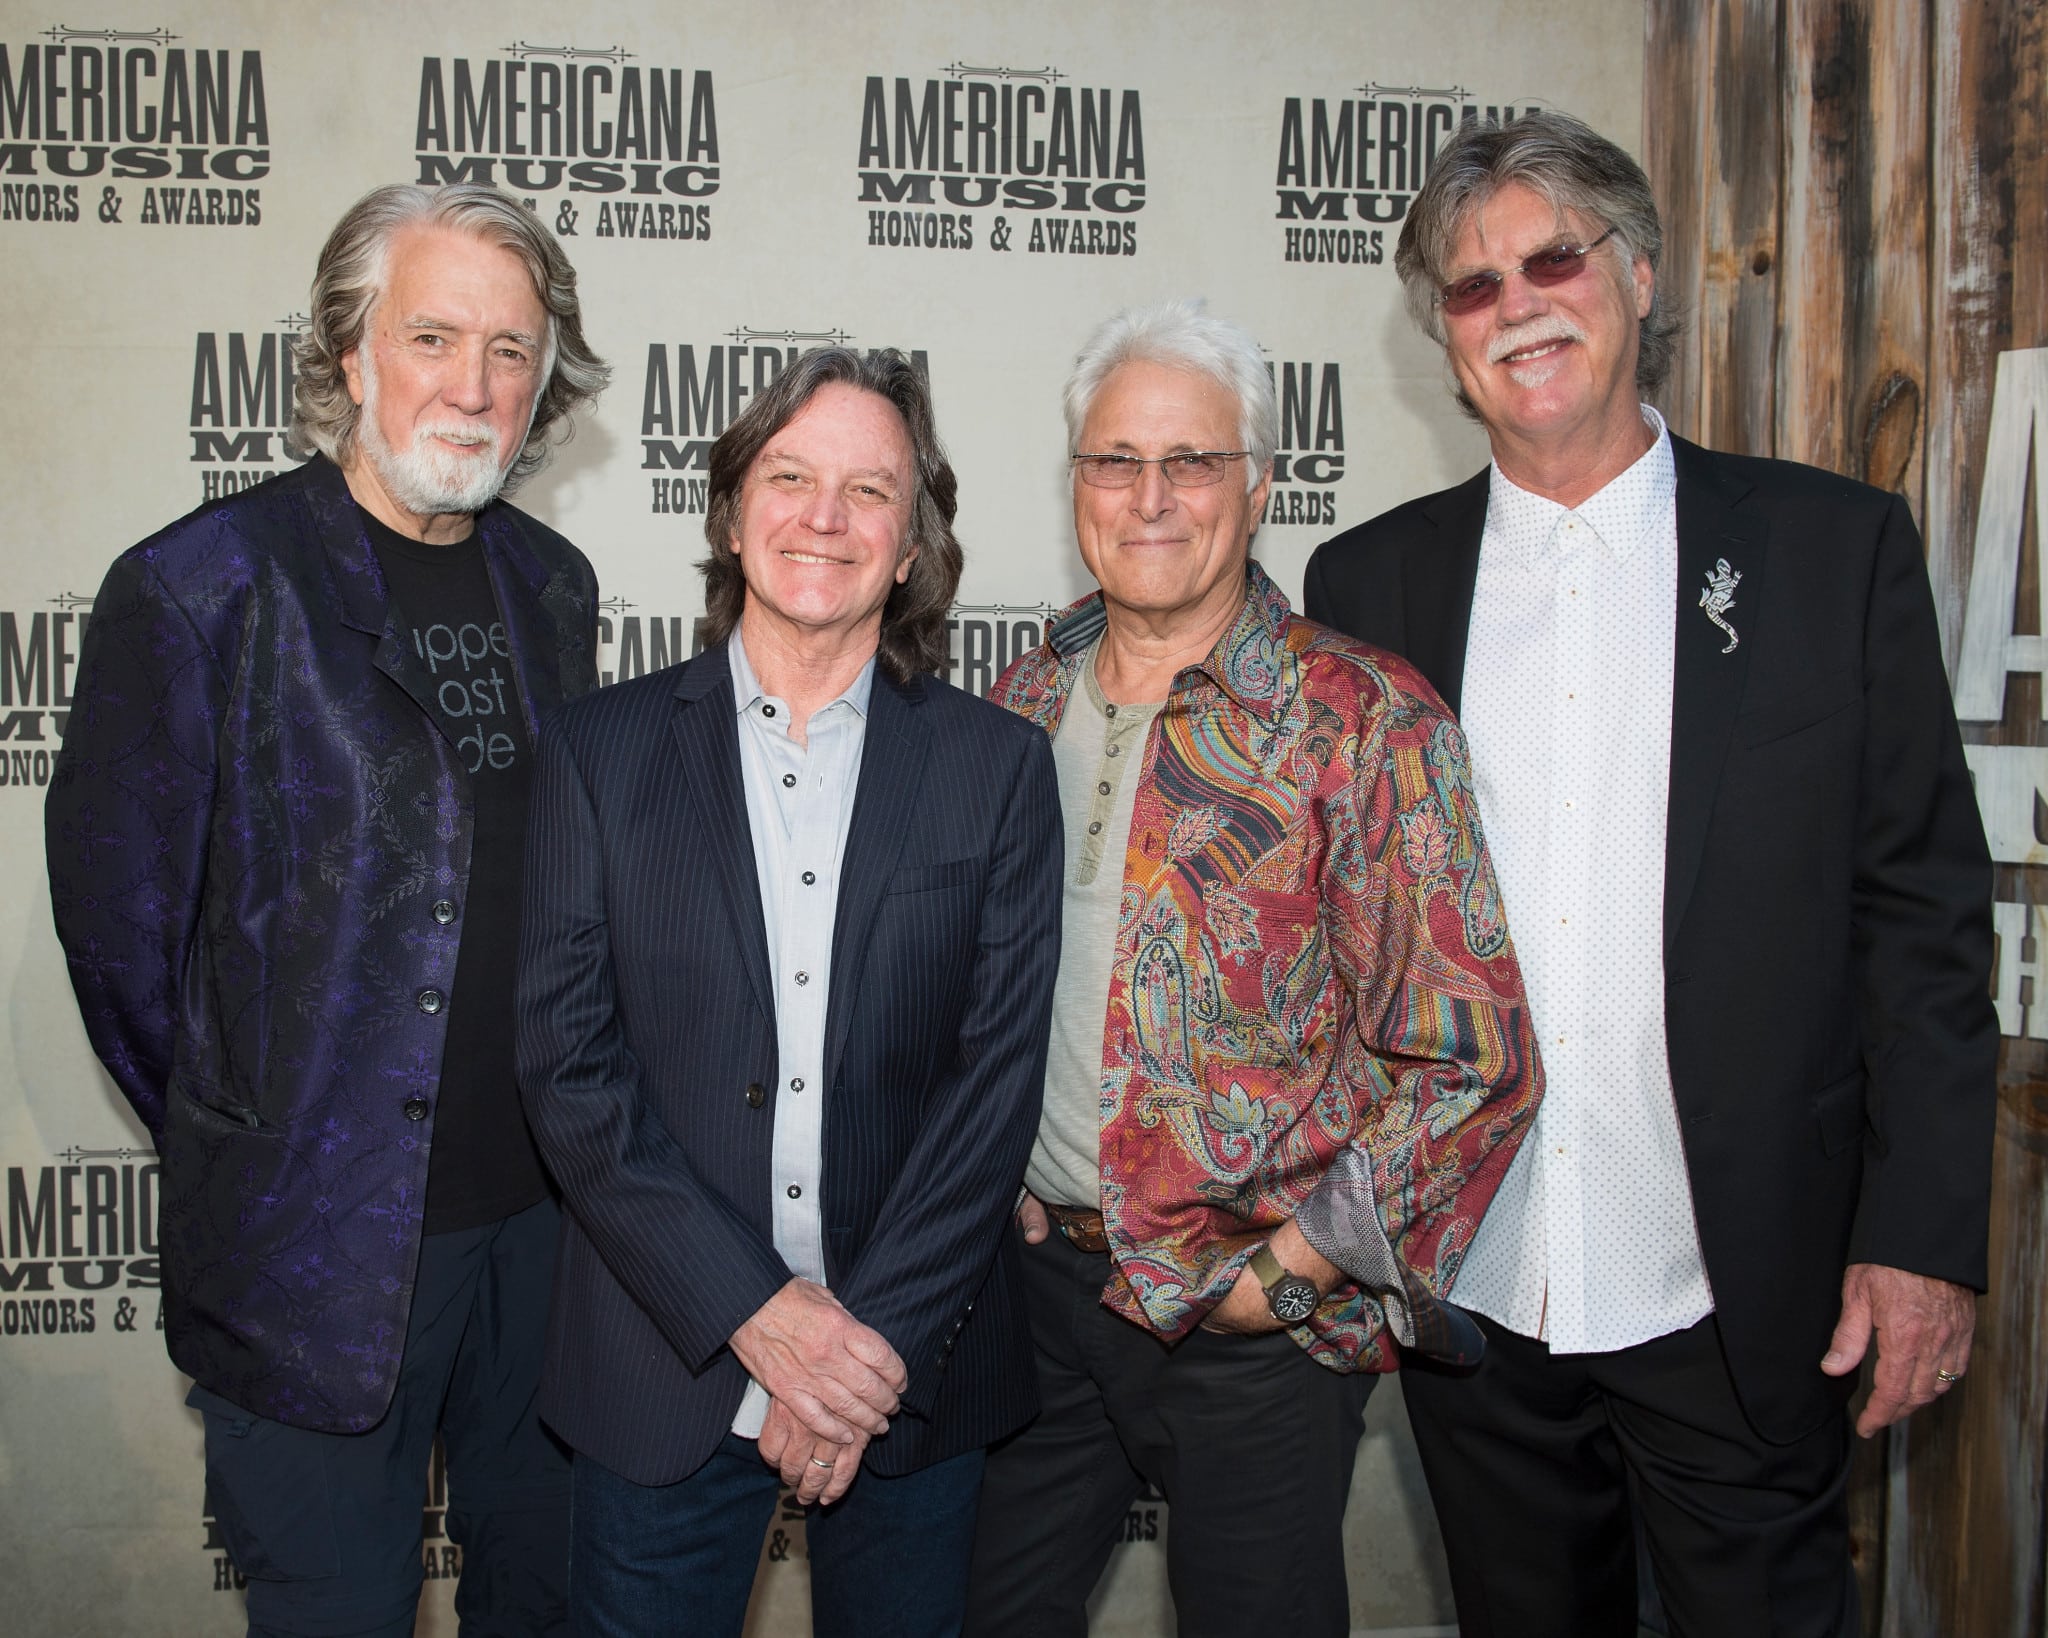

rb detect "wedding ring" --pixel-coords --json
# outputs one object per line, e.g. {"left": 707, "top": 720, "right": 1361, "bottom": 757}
{"left": 810, "top": 1455, "right": 837, "bottom": 1468}
{"left": 1935, "top": 1368, "right": 1963, "bottom": 1385}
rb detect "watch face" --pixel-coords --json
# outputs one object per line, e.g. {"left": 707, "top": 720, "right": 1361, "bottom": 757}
{"left": 1269, "top": 1275, "right": 1319, "bottom": 1325}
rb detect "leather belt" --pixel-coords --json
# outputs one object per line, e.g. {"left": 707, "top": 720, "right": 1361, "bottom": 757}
{"left": 1045, "top": 1202, "right": 1109, "bottom": 1254}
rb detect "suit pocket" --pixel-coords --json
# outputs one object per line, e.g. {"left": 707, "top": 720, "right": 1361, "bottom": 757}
{"left": 1736, "top": 671, "right": 1861, "bottom": 748}
{"left": 1811, "top": 1068, "right": 1867, "bottom": 1157}
{"left": 886, "top": 856, "right": 980, "bottom": 895}
{"left": 170, "top": 1081, "right": 273, "bottom": 1135}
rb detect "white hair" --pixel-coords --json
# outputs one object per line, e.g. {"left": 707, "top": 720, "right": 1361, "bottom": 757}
{"left": 1063, "top": 298, "right": 1278, "bottom": 491}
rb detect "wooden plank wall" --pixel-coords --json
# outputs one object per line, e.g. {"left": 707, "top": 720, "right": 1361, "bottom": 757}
{"left": 1645, "top": 1, "right": 2047, "bottom": 1633}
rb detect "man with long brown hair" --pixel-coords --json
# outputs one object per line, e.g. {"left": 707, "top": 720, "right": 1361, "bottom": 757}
{"left": 517, "top": 347, "right": 1062, "bottom": 1635}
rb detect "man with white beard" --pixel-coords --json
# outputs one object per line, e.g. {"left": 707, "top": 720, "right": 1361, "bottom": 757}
{"left": 48, "top": 184, "right": 609, "bottom": 1638}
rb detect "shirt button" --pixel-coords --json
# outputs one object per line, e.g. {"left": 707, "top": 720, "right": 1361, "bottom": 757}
{"left": 801, "top": 871, "right": 816, "bottom": 886}
{"left": 782, "top": 773, "right": 796, "bottom": 788}
{"left": 1088, "top": 821, "right": 1103, "bottom": 835}
{"left": 403, "top": 1096, "right": 429, "bottom": 1122}
{"left": 1105, "top": 703, "right": 1118, "bottom": 717}
{"left": 1097, "top": 781, "right": 1111, "bottom": 795}
{"left": 790, "top": 1077, "right": 805, "bottom": 1093}
{"left": 745, "top": 1082, "right": 766, "bottom": 1108}
{"left": 794, "top": 971, "right": 809, "bottom": 986}
{"left": 762, "top": 704, "right": 777, "bottom": 718}
{"left": 787, "top": 1184, "right": 802, "bottom": 1200}
{"left": 431, "top": 899, "right": 457, "bottom": 925}
{"left": 416, "top": 989, "right": 444, "bottom": 1015}
{"left": 1106, "top": 744, "right": 1121, "bottom": 758}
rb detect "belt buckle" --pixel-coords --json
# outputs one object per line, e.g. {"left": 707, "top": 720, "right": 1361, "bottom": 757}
{"left": 1052, "top": 1206, "right": 1107, "bottom": 1254}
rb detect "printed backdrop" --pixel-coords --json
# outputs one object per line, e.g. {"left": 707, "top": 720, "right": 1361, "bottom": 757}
{"left": 0, "top": 2, "right": 1641, "bottom": 1632}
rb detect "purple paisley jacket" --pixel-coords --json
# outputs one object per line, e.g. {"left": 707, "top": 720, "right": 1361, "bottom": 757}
{"left": 45, "top": 457, "right": 597, "bottom": 1431}
{"left": 992, "top": 564, "right": 1543, "bottom": 1372}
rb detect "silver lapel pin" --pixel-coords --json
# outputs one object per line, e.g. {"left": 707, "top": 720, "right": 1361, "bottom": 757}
{"left": 1700, "top": 559, "right": 1742, "bottom": 653}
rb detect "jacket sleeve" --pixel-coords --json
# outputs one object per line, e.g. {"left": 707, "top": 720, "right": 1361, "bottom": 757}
{"left": 1293, "top": 669, "right": 1544, "bottom": 1356}
{"left": 515, "top": 713, "right": 795, "bottom": 1370}
{"left": 45, "top": 548, "right": 227, "bottom": 1142}
{"left": 829, "top": 725, "right": 1063, "bottom": 1416}
{"left": 1845, "top": 495, "right": 1998, "bottom": 1286}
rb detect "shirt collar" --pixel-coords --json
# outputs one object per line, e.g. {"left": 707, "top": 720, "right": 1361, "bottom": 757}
{"left": 1486, "top": 404, "right": 1675, "bottom": 564}
{"left": 729, "top": 629, "right": 875, "bottom": 721}
{"left": 1043, "top": 560, "right": 1295, "bottom": 720}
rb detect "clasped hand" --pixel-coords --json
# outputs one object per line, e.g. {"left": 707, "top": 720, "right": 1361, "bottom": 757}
{"left": 731, "top": 1277, "right": 907, "bottom": 1505}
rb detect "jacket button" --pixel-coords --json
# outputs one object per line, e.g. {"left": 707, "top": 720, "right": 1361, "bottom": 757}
{"left": 745, "top": 1082, "right": 766, "bottom": 1108}
{"left": 416, "top": 989, "right": 444, "bottom": 1015}
{"left": 403, "top": 1096, "right": 429, "bottom": 1121}
{"left": 431, "top": 899, "right": 457, "bottom": 925}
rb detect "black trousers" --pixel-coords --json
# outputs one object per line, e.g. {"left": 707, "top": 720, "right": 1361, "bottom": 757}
{"left": 190, "top": 1199, "right": 569, "bottom": 1637}
{"left": 1400, "top": 1311, "right": 1857, "bottom": 1638}
{"left": 965, "top": 1227, "right": 1376, "bottom": 1638}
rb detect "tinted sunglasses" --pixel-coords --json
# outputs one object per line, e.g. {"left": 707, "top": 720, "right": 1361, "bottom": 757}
{"left": 1436, "top": 227, "right": 1619, "bottom": 317}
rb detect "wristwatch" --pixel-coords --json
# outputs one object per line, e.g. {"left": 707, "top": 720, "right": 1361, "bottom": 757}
{"left": 1248, "top": 1244, "right": 1320, "bottom": 1324}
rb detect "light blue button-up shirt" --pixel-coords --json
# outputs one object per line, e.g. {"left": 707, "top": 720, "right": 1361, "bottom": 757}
{"left": 727, "top": 630, "right": 875, "bottom": 1438}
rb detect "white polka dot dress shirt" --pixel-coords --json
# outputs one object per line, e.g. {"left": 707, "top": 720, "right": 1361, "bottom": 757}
{"left": 1449, "top": 407, "right": 1716, "bottom": 1353}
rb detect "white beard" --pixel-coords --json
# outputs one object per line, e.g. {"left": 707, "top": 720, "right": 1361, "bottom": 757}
{"left": 355, "top": 359, "right": 514, "bottom": 516}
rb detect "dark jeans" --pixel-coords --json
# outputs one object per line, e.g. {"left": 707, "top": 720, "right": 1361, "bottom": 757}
{"left": 965, "top": 1228, "right": 1377, "bottom": 1638}
{"left": 1401, "top": 1311, "right": 1857, "bottom": 1638}
{"left": 569, "top": 1434, "right": 986, "bottom": 1638}
{"left": 189, "top": 1198, "right": 569, "bottom": 1638}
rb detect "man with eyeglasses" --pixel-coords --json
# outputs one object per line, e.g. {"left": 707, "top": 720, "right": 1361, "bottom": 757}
{"left": 964, "top": 298, "right": 1543, "bottom": 1636}
{"left": 1305, "top": 111, "right": 1995, "bottom": 1638}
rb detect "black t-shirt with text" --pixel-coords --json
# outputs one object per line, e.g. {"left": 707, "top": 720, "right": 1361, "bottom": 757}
{"left": 367, "top": 511, "right": 551, "bottom": 1234}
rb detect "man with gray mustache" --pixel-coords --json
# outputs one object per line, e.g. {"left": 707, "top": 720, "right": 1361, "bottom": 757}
{"left": 1306, "top": 112, "right": 1995, "bottom": 1637}
{"left": 48, "top": 182, "right": 607, "bottom": 1637}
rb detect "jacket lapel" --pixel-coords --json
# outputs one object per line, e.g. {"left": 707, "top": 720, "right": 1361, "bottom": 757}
{"left": 1407, "top": 468, "right": 1489, "bottom": 715}
{"left": 823, "top": 670, "right": 930, "bottom": 1081}
{"left": 672, "top": 647, "right": 776, "bottom": 1025}
{"left": 306, "top": 461, "right": 448, "bottom": 733}
{"left": 1663, "top": 437, "right": 1761, "bottom": 955}
{"left": 307, "top": 458, "right": 572, "bottom": 745}
{"left": 478, "top": 507, "right": 588, "bottom": 736}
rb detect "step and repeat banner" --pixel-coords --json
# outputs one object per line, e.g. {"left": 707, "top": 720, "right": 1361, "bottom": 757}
{"left": 0, "top": 3, "right": 1640, "bottom": 1632}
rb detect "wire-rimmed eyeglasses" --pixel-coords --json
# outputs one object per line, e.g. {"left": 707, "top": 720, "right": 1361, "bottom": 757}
{"left": 1069, "top": 451, "right": 1250, "bottom": 489}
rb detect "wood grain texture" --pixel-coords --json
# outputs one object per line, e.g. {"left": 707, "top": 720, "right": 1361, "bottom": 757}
{"left": 1644, "top": 0, "right": 1710, "bottom": 440}
{"left": 1924, "top": 0, "right": 2035, "bottom": 665}
{"left": 1777, "top": 0, "right": 1927, "bottom": 505}
{"left": 1892, "top": 4, "right": 2048, "bottom": 1630}
{"left": 1706, "top": 0, "right": 1785, "bottom": 457}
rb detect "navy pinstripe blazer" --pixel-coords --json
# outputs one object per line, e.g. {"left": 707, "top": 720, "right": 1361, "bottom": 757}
{"left": 516, "top": 641, "right": 1062, "bottom": 1484}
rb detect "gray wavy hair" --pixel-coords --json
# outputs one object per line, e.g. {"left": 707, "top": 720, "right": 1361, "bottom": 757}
{"left": 288, "top": 184, "right": 609, "bottom": 489}
{"left": 1064, "top": 298, "right": 1278, "bottom": 493}
{"left": 1395, "top": 109, "right": 1682, "bottom": 398}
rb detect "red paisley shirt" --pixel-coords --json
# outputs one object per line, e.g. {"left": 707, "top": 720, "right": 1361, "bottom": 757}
{"left": 991, "top": 564, "right": 1543, "bottom": 1372}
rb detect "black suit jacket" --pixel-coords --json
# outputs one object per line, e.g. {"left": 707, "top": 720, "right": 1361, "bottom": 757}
{"left": 1304, "top": 435, "right": 1997, "bottom": 1442}
{"left": 515, "top": 643, "right": 1062, "bottom": 1483}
